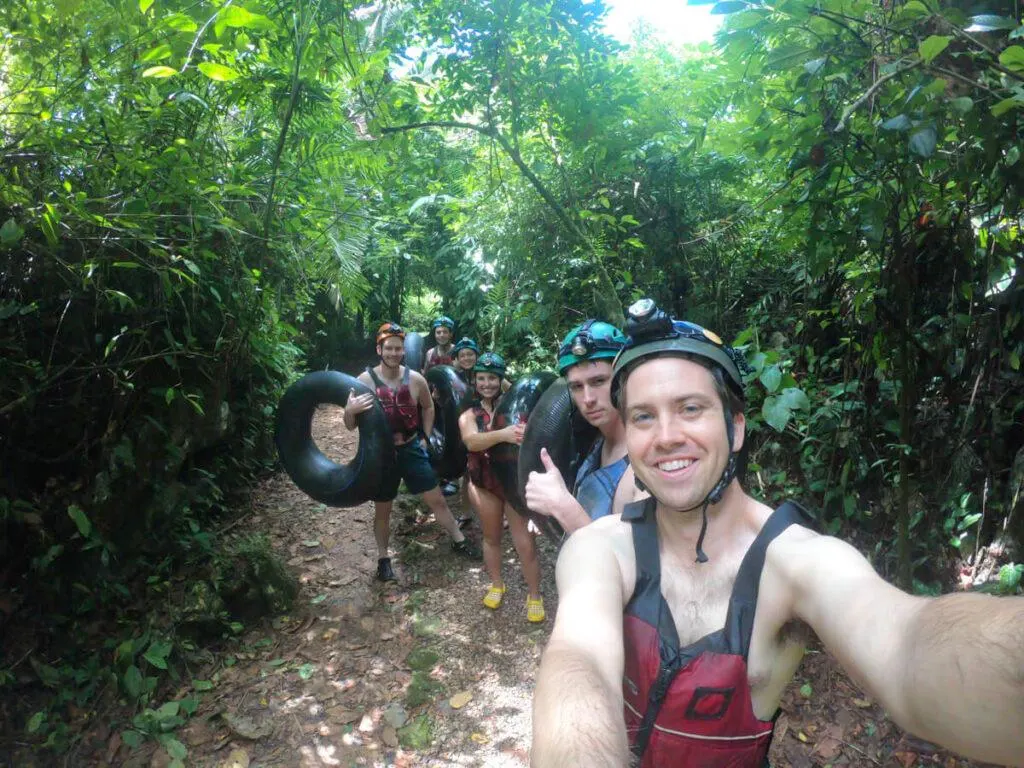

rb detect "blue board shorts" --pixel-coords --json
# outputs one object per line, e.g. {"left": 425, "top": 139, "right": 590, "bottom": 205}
{"left": 373, "top": 439, "right": 439, "bottom": 501}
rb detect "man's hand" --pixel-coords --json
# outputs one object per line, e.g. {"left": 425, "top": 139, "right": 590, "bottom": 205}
{"left": 345, "top": 390, "right": 374, "bottom": 417}
{"left": 525, "top": 448, "right": 573, "bottom": 517}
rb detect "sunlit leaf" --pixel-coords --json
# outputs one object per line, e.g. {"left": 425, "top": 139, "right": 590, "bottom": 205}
{"left": 197, "top": 62, "right": 239, "bottom": 81}
{"left": 965, "top": 14, "right": 1019, "bottom": 32}
{"left": 998, "top": 45, "right": 1024, "bottom": 72}
{"left": 142, "top": 66, "right": 178, "bottom": 78}
{"left": 918, "top": 35, "right": 950, "bottom": 63}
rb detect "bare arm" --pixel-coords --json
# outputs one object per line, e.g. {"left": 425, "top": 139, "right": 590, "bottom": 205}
{"left": 774, "top": 529, "right": 1024, "bottom": 767}
{"left": 458, "top": 409, "right": 523, "bottom": 452}
{"left": 532, "top": 524, "right": 629, "bottom": 767}
{"left": 410, "top": 371, "right": 435, "bottom": 437}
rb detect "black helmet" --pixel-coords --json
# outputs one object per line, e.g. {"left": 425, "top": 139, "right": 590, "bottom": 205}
{"left": 613, "top": 298, "right": 750, "bottom": 564}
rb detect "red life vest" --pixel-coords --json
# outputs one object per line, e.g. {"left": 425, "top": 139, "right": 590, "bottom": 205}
{"left": 425, "top": 346, "right": 454, "bottom": 370}
{"left": 366, "top": 366, "right": 420, "bottom": 439}
{"left": 465, "top": 400, "right": 504, "bottom": 499}
{"left": 621, "top": 497, "right": 806, "bottom": 768}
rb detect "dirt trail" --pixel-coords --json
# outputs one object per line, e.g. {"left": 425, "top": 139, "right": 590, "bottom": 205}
{"left": 154, "top": 407, "right": 995, "bottom": 767}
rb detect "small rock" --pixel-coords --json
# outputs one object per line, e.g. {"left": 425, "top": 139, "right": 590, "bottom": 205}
{"left": 217, "top": 748, "right": 251, "bottom": 768}
{"left": 381, "top": 725, "right": 398, "bottom": 747}
{"left": 222, "top": 712, "right": 272, "bottom": 740}
{"left": 383, "top": 703, "right": 408, "bottom": 729}
{"left": 358, "top": 713, "right": 375, "bottom": 733}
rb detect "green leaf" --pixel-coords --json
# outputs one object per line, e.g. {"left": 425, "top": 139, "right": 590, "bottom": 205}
{"left": 163, "top": 13, "right": 198, "bottom": 32}
{"left": 799, "top": 682, "right": 812, "bottom": 698}
{"left": 298, "top": 663, "right": 316, "bottom": 680}
{"left": 778, "top": 387, "right": 810, "bottom": 411}
{"left": 965, "top": 15, "right": 1019, "bottom": 32}
{"left": 880, "top": 114, "right": 912, "bottom": 132}
{"left": 990, "top": 97, "right": 1023, "bottom": 117}
{"left": 143, "top": 640, "right": 172, "bottom": 670}
{"left": 900, "top": 0, "right": 931, "bottom": 19}
{"left": 1010, "top": 26, "right": 1024, "bottom": 39}
{"left": 141, "top": 44, "right": 172, "bottom": 63}
{"left": 998, "top": 45, "right": 1024, "bottom": 73}
{"left": 124, "top": 665, "right": 144, "bottom": 698}
{"left": 122, "top": 729, "right": 143, "bottom": 749}
{"left": 197, "top": 62, "right": 239, "bottom": 82}
{"left": 998, "top": 563, "right": 1023, "bottom": 591}
{"left": 26, "top": 711, "right": 46, "bottom": 734}
{"left": 217, "top": 5, "right": 276, "bottom": 32}
{"left": 760, "top": 365, "right": 782, "bottom": 393}
{"left": 949, "top": 96, "right": 973, "bottom": 114}
{"left": 156, "top": 701, "right": 180, "bottom": 719}
{"left": 762, "top": 395, "right": 792, "bottom": 432}
{"left": 193, "top": 680, "right": 214, "bottom": 691}
{"left": 142, "top": 66, "right": 178, "bottom": 78}
{"left": 67, "top": 504, "right": 92, "bottom": 537}
{"left": 1, "top": 218, "right": 24, "bottom": 246}
{"left": 918, "top": 35, "right": 950, "bottom": 63}
{"left": 909, "top": 126, "right": 937, "bottom": 157}
{"left": 139, "top": 0, "right": 154, "bottom": 14}
{"left": 163, "top": 737, "right": 188, "bottom": 760}
{"left": 178, "top": 696, "right": 199, "bottom": 715}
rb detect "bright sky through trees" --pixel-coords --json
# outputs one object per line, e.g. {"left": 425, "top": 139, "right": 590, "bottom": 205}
{"left": 602, "top": 0, "right": 723, "bottom": 46}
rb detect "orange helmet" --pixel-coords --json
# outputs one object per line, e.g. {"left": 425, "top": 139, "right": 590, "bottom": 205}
{"left": 376, "top": 322, "right": 405, "bottom": 345}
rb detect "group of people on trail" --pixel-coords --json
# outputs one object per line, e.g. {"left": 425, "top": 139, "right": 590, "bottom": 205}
{"left": 340, "top": 303, "right": 1024, "bottom": 768}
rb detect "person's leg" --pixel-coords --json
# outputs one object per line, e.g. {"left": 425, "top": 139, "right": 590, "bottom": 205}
{"left": 421, "top": 485, "right": 467, "bottom": 543}
{"left": 374, "top": 500, "right": 393, "bottom": 559}
{"left": 505, "top": 505, "right": 542, "bottom": 599}
{"left": 469, "top": 482, "right": 505, "bottom": 596}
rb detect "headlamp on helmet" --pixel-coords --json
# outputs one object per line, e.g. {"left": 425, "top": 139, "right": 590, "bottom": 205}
{"left": 556, "top": 320, "right": 627, "bottom": 374}
{"left": 473, "top": 351, "right": 506, "bottom": 377}
{"left": 376, "top": 322, "right": 406, "bottom": 346}
{"left": 452, "top": 337, "right": 480, "bottom": 355}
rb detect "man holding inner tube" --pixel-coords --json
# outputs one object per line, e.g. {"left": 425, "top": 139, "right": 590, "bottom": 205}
{"left": 532, "top": 299, "right": 1024, "bottom": 768}
{"left": 344, "top": 322, "right": 481, "bottom": 582}
{"left": 524, "top": 320, "right": 640, "bottom": 532}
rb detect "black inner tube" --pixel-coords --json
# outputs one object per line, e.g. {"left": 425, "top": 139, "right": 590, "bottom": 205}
{"left": 489, "top": 371, "right": 558, "bottom": 519}
{"left": 516, "top": 379, "right": 600, "bottom": 541}
{"left": 424, "top": 364, "right": 470, "bottom": 478}
{"left": 275, "top": 370, "right": 394, "bottom": 507}
{"left": 404, "top": 332, "right": 426, "bottom": 373}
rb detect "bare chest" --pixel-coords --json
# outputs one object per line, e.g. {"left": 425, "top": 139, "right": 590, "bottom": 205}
{"left": 658, "top": 559, "right": 738, "bottom": 647}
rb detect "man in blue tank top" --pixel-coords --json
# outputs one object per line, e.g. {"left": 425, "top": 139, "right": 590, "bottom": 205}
{"left": 525, "top": 320, "right": 640, "bottom": 532}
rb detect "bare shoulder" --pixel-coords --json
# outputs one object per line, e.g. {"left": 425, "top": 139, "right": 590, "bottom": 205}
{"left": 408, "top": 369, "right": 428, "bottom": 387}
{"left": 558, "top": 514, "right": 636, "bottom": 601}
{"left": 355, "top": 370, "right": 373, "bottom": 387}
{"left": 767, "top": 523, "right": 874, "bottom": 583}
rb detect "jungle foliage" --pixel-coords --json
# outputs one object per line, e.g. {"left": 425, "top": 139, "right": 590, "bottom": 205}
{"left": 1, "top": 0, "right": 1022, "bottom": 757}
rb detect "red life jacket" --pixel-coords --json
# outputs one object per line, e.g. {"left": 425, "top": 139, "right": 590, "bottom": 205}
{"left": 621, "top": 497, "right": 806, "bottom": 768}
{"left": 465, "top": 400, "right": 504, "bottom": 499}
{"left": 366, "top": 365, "right": 420, "bottom": 439}
{"left": 425, "top": 346, "right": 453, "bottom": 370}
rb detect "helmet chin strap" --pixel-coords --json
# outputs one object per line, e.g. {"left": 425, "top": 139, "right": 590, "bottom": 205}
{"left": 634, "top": 405, "right": 738, "bottom": 564}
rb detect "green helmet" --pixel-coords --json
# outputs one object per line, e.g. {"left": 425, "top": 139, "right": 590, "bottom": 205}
{"left": 451, "top": 337, "right": 480, "bottom": 355}
{"left": 557, "top": 320, "right": 627, "bottom": 374}
{"left": 473, "top": 351, "right": 506, "bottom": 377}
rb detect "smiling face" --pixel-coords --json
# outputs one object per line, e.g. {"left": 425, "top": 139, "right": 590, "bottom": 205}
{"left": 622, "top": 357, "right": 744, "bottom": 513}
{"left": 377, "top": 336, "right": 405, "bottom": 370}
{"left": 456, "top": 348, "right": 478, "bottom": 371}
{"left": 565, "top": 360, "right": 617, "bottom": 430}
{"left": 434, "top": 326, "right": 452, "bottom": 346}
{"left": 475, "top": 371, "right": 501, "bottom": 401}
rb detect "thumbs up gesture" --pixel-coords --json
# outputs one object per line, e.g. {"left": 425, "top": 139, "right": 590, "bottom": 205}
{"left": 524, "top": 448, "right": 572, "bottom": 517}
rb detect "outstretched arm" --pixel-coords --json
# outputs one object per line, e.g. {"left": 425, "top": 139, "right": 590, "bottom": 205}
{"left": 532, "top": 524, "right": 629, "bottom": 767}
{"left": 772, "top": 528, "right": 1024, "bottom": 767}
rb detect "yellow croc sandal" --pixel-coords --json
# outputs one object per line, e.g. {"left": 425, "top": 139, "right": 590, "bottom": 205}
{"left": 483, "top": 584, "right": 506, "bottom": 610}
{"left": 526, "top": 596, "right": 545, "bottom": 623}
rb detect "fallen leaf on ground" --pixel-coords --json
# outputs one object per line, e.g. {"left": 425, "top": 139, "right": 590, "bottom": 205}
{"left": 382, "top": 725, "right": 398, "bottom": 747}
{"left": 449, "top": 690, "right": 473, "bottom": 709}
{"left": 852, "top": 697, "right": 872, "bottom": 708}
{"left": 470, "top": 732, "right": 489, "bottom": 744}
{"left": 217, "top": 748, "right": 251, "bottom": 768}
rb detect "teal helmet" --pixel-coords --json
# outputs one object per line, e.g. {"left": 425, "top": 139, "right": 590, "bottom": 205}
{"left": 557, "top": 320, "right": 627, "bottom": 374}
{"left": 473, "top": 351, "right": 506, "bottom": 377}
{"left": 432, "top": 316, "right": 455, "bottom": 330}
{"left": 451, "top": 337, "right": 479, "bottom": 355}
